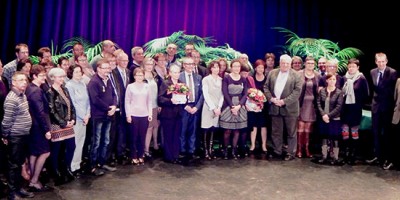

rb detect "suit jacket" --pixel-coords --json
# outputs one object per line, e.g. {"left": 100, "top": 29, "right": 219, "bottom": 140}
{"left": 194, "top": 64, "right": 208, "bottom": 78}
{"left": 179, "top": 71, "right": 204, "bottom": 110}
{"left": 158, "top": 78, "right": 183, "bottom": 119}
{"left": 392, "top": 78, "right": 400, "bottom": 124}
{"left": 111, "top": 67, "right": 130, "bottom": 115}
{"left": 264, "top": 68, "right": 303, "bottom": 117}
{"left": 26, "top": 83, "right": 51, "bottom": 133}
{"left": 370, "top": 66, "right": 397, "bottom": 114}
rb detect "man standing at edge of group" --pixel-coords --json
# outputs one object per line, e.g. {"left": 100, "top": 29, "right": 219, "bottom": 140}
{"left": 367, "top": 52, "right": 397, "bottom": 170}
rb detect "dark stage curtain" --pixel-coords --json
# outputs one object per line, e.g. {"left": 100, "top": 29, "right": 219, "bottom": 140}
{"left": 1, "top": 0, "right": 397, "bottom": 71}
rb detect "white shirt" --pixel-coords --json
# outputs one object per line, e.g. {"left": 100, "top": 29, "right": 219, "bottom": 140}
{"left": 274, "top": 70, "right": 289, "bottom": 99}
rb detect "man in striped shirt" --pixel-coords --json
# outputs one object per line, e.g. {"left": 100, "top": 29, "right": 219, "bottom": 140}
{"left": 1, "top": 71, "right": 33, "bottom": 199}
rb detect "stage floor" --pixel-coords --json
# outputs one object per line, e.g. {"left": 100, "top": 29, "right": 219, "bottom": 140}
{"left": 24, "top": 156, "right": 400, "bottom": 200}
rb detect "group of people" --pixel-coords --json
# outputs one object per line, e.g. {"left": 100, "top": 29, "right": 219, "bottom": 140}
{"left": 0, "top": 40, "right": 399, "bottom": 200}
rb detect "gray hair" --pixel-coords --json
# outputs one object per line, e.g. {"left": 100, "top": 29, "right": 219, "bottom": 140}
{"left": 280, "top": 54, "right": 292, "bottom": 62}
{"left": 48, "top": 67, "right": 66, "bottom": 80}
{"left": 169, "top": 64, "right": 181, "bottom": 73}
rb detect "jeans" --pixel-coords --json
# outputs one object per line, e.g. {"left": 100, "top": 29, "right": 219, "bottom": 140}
{"left": 90, "top": 117, "right": 112, "bottom": 168}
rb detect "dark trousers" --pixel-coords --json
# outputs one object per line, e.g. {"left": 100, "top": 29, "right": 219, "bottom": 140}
{"left": 116, "top": 112, "right": 128, "bottom": 158}
{"left": 6, "top": 135, "right": 29, "bottom": 192}
{"left": 128, "top": 116, "right": 148, "bottom": 159}
{"left": 271, "top": 115, "right": 297, "bottom": 156}
{"left": 50, "top": 137, "right": 76, "bottom": 173}
{"left": 106, "top": 114, "right": 117, "bottom": 162}
{"left": 180, "top": 110, "right": 198, "bottom": 154}
{"left": 161, "top": 118, "right": 181, "bottom": 161}
{"left": 371, "top": 111, "right": 393, "bottom": 161}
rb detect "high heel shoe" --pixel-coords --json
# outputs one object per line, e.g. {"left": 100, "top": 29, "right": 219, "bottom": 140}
{"left": 131, "top": 159, "right": 139, "bottom": 165}
{"left": 138, "top": 158, "right": 145, "bottom": 165}
{"left": 296, "top": 151, "right": 302, "bottom": 158}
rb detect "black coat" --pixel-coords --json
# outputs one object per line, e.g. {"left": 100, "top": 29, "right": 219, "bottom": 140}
{"left": 46, "top": 85, "right": 76, "bottom": 128}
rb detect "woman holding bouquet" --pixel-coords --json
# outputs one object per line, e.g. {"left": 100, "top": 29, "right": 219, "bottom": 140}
{"left": 219, "top": 59, "right": 248, "bottom": 160}
{"left": 248, "top": 59, "right": 268, "bottom": 157}
{"left": 158, "top": 64, "right": 184, "bottom": 163}
{"left": 201, "top": 61, "right": 223, "bottom": 160}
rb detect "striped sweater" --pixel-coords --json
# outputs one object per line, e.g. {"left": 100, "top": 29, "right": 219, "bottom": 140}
{"left": 1, "top": 88, "right": 32, "bottom": 137}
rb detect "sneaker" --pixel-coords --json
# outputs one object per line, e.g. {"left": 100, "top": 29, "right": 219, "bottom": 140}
{"left": 102, "top": 164, "right": 117, "bottom": 172}
{"left": 91, "top": 167, "right": 105, "bottom": 176}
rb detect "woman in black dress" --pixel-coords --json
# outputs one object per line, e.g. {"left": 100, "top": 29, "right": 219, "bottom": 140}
{"left": 25, "top": 65, "right": 52, "bottom": 191}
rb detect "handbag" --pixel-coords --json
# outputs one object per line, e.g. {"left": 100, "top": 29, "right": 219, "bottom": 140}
{"left": 50, "top": 124, "right": 75, "bottom": 142}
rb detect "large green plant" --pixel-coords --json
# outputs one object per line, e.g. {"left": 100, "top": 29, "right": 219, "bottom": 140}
{"left": 143, "top": 31, "right": 244, "bottom": 66}
{"left": 29, "top": 37, "right": 108, "bottom": 65}
{"left": 272, "top": 27, "right": 363, "bottom": 74}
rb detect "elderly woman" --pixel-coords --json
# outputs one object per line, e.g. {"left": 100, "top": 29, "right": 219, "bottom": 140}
{"left": 25, "top": 65, "right": 52, "bottom": 191}
{"left": 341, "top": 58, "right": 369, "bottom": 165}
{"left": 291, "top": 56, "right": 303, "bottom": 72}
{"left": 46, "top": 68, "right": 76, "bottom": 185}
{"left": 65, "top": 65, "right": 90, "bottom": 176}
{"left": 158, "top": 64, "right": 183, "bottom": 164}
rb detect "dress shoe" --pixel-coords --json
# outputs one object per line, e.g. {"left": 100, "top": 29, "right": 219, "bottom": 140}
{"left": 383, "top": 161, "right": 394, "bottom": 170}
{"left": 284, "top": 154, "right": 295, "bottom": 161}
{"left": 17, "top": 188, "right": 34, "bottom": 198}
{"left": 366, "top": 157, "right": 379, "bottom": 164}
{"left": 102, "top": 164, "right": 117, "bottom": 172}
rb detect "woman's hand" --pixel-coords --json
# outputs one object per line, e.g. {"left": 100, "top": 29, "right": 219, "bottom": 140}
{"left": 45, "top": 132, "right": 51, "bottom": 140}
{"left": 127, "top": 117, "right": 132, "bottom": 123}
{"left": 322, "top": 114, "right": 330, "bottom": 123}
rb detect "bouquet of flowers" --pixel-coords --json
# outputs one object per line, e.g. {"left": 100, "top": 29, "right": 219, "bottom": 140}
{"left": 246, "top": 88, "right": 267, "bottom": 112}
{"left": 168, "top": 83, "right": 190, "bottom": 104}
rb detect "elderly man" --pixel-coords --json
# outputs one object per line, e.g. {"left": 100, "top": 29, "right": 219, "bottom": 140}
{"left": 264, "top": 54, "right": 303, "bottom": 161}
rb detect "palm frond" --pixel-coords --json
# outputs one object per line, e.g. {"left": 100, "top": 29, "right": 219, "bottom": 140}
{"left": 273, "top": 27, "right": 363, "bottom": 74}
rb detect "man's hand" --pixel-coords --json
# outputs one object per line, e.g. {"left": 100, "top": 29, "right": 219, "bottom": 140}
{"left": 108, "top": 105, "right": 117, "bottom": 116}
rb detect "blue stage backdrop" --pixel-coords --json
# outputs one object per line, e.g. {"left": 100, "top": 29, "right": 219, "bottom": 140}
{"left": 0, "top": 0, "right": 399, "bottom": 72}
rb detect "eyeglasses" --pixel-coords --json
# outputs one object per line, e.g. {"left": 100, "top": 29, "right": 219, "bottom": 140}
{"left": 134, "top": 74, "right": 144, "bottom": 77}
{"left": 78, "top": 59, "right": 88, "bottom": 62}
{"left": 99, "top": 67, "right": 111, "bottom": 70}
{"left": 38, "top": 74, "right": 47, "bottom": 77}
{"left": 13, "top": 79, "right": 27, "bottom": 82}
{"left": 183, "top": 63, "right": 195, "bottom": 66}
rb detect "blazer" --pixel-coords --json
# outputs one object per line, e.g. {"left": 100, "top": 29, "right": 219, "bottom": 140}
{"left": 179, "top": 71, "right": 204, "bottom": 110}
{"left": 392, "top": 78, "right": 400, "bottom": 124}
{"left": 370, "top": 66, "right": 397, "bottom": 113}
{"left": 26, "top": 83, "right": 51, "bottom": 133}
{"left": 111, "top": 67, "right": 130, "bottom": 114}
{"left": 264, "top": 68, "right": 303, "bottom": 117}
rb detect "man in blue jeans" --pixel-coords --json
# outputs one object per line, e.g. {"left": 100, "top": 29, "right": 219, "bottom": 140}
{"left": 88, "top": 59, "right": 117, "bottom": 175}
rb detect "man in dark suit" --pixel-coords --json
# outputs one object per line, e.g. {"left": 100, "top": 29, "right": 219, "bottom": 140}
{"left": 109, "top": 52, "right": 131, "bottom": 165}
{"left": 179, "top": 57, "right": 204, "bottom": 161}
{"left": 190, "top": 50, "right": 208, "bottom": 78}
{"left": 367, "top": 52, "right": 397, "bottom": 169}
{"left": 264, "top": 54, "right": 303, "bottom": 161}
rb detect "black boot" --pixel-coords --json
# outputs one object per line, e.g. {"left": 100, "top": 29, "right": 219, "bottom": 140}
{"left": 204, "top": 132, "right": 210, "bottom": 160}
{"left": 232, "top": 147, "right": 238, "bottom": 160}
{"left": 65, "top": 168, "right": 75, "bottom": 182}
{"left": 209, "top": 132, "right": 216, "bottom": 159}
{"left": 223, "top": 147, "right": 229, "bottom": 160}
{"left": 53, "top": 170, "right": 66, "bottom": 186}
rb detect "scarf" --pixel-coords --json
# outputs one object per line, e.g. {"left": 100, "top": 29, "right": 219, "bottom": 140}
{"left": 343, "top": 71, "right": 362, "bottom": 104}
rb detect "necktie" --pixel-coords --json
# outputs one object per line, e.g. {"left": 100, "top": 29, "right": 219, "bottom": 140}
{"left": 122, "top": 71, "right": 126, "bottom": 86}
{"left": 188, "top": 74, "right": 194, "bottom": 102}
{"left": 377, "top": 71, "right": 383, "bottom": 85}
